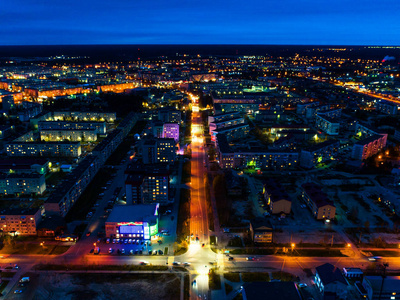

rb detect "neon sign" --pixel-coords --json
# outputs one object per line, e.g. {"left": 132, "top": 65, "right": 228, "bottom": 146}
{"left": 117, "top": 222, "right": 143, "bottom": 226}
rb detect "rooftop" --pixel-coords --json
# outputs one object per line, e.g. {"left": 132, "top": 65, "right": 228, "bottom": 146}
{"left": 107, "top": 204, "right": 158, "bottom": 223}
{"left": 364, "top": 276, "right": 400, "bottom": 292}
{"left": 316, "top": 263, "right": 347, "bottom": 286}
{"left": 242, "top": 282, "right": 301, "bottom": 300}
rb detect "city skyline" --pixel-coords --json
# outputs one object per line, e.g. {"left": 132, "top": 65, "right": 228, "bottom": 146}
{"left": 2, "top": 0, "right": 400, "bottom": 45}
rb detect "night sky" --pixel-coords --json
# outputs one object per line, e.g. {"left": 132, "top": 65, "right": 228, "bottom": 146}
{"left": 2, "top": 0, "right": 400, "bottom": 45}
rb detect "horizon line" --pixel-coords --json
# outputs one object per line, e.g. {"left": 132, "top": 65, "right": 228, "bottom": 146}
{"left": 1, "top": 43, "right": 400, "bottom": 47}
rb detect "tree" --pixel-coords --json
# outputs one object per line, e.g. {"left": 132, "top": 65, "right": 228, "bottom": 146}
{"left": 208, "top": 147, "right": 216, "bottom": 161}
{"left": 349, "top": 206, "right": 359, "bottom": 221}
{"left": 364, "top": 221, "right": 370, "bottom": 233}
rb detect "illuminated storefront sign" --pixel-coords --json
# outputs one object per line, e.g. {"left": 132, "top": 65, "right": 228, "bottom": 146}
{"left": 144, "top": 223, "right": 150, "bottom": 240}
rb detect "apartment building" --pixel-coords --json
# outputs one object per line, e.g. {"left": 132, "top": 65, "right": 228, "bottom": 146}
{"left": 0, "top": 208, "right": 42, "bottom": 236}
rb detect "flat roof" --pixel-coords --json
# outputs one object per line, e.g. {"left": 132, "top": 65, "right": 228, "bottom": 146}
{"left": 242, "top": 282, "right": 301, "bottom": 300}
{"left": 107, "top": 204, "right": 158, "bottom": 223}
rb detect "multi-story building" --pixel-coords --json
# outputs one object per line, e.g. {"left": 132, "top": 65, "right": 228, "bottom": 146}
{"left": 209, "top": 115, "right": 245, "bottom": 135}
{"left": 270, "top": 125, "right": 311, "bottom": 136}
{"left": 300, "top": 139, "right": 339, "bottom": 169}
{"left": 92, "top": 113, "right": 139, "bottom": 165}
{"left": 6, "top": 141, "right": 81, "bottom": 157}
{"left": 45, "top": 155, "right": 100, "bottom": 217}
{"left": 375, "top": 100, "right": 399, "bottom": 115}
{"left": 92, "top": 129, "right": 123, "bottom": 164}
{"left": 162, "top": 123, "right": 180, "bottom": 142}
{"left": 305, "top": 104, "right": 330, "bottom": 120}
{"left": 39, "top": 129, "right": 98, "bottom": 142}
{"left": 301, "top": 182, "right": 336, "bottom": 220}
{"left": 216, "top": 134, "right": 299, "bottom": 170}
{"left": 296, "top": 101, "right": 319, "bottom": 115}
{"left": 30, "top": 111, "right": 116, "bottom": 129}
{"left": 0, "top": 208, "right": 42, "bottom": 236}
{"left": 212, "top": 97, "right": 261, "bottom": 115}
{"left": 158, "top": 107, "right": 181, "bottom": 123}
{"left": 352, "top": 134, "right": 387, "bottom": 161}
{"left": 210, "top": 123, "right": 250, "bottom": 142}
{"left": 315, "top": 114, "right": 340, "bottom": 135}
{"left": 0, "top": 125, "right": 14, "bottom": 139}
{"left": 38, "top": 121, "right": 106, "bottom": 135}
{"left": 97, "top": 82, "right": 136, "bottom": 93}
{"left": 0, "top": 173, "right": 46, "bottom": 195}
{"left": 355, "top": 122, "right": 386, "bottom": 139}
{"left": 151, "top": 121, "right": 164, "bottom": 138}
{"left": 17, "top": 101, "right": 43, "bottom": 122}
{"left": 208, "top": 111, "right": 242, "bottom": 125}
{"left": 125, "top": 161, "right": 170, "bottom": 205}
{"left": 141, "top": 138, "right": 176, "bottom": 165}
{"left": 0, "top": 158, "right": 50, "bottom": 175}
{"left": 263, "top": 179, "right": 291, "bottom": 215}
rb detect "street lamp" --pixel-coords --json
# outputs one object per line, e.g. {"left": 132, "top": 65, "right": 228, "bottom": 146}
{"left": 291, "top": 243, "right": 295, "bottom": 252}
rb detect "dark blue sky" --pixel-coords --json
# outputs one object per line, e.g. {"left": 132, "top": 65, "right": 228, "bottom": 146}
{"left": 2, "top": 0, "right": 400, "bottom": 45}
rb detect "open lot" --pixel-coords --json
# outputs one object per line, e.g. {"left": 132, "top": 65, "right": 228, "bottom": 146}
{"left": 29, "top": 272, "right": 182, "bottom": 300}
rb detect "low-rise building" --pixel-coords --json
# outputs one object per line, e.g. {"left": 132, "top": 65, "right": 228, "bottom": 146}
{"left": 241, "top": 282, "right": 302, "bottom": 300}
{"left": 362, "top": 276, "right": 400, "bottom": 300}
{"left": 342, "top": 268, "right": 363, "bottom": 280}
{"left": 250, "top": 218, "right": 273, "bottom": 244}
{"left": 263, "top": 179, "right": 291, "bottom": 215}
{"left": 301, "top": 182, "right": 336, "bottom": 220}
{"left": 315, "top": 263, "right": 348, "bottom": 299}
{"left": 105, "top": 204, "right": 159, "bottom": 240}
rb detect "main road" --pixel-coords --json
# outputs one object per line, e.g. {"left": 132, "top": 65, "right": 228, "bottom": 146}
{"left": 188, "top": 102, "right": 215, "bottom": 299}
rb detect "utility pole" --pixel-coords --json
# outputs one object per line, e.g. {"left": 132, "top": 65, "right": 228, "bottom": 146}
{"left": 378, "top": 263, "right": 389, "bottom": 300}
